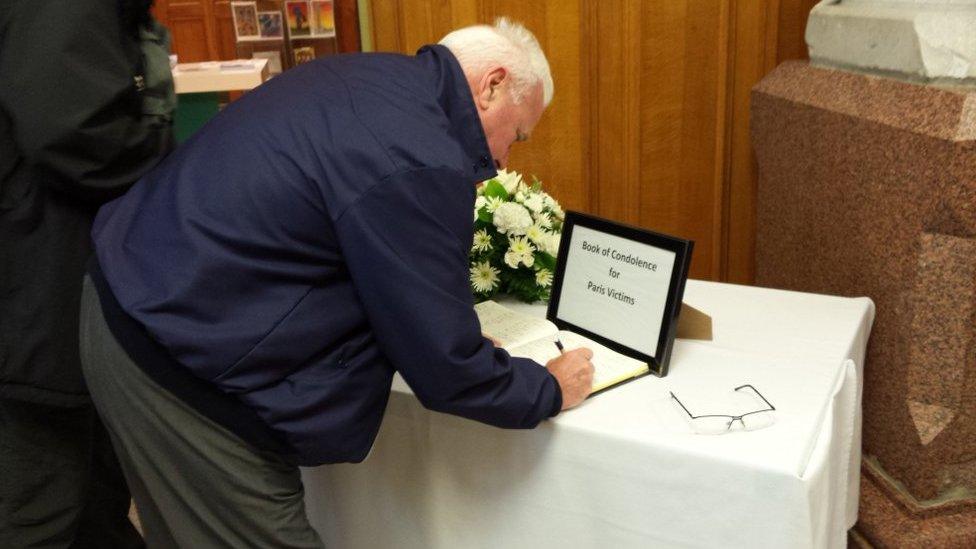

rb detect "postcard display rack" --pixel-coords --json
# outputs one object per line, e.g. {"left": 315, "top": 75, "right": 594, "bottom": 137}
{"left": 231, "top": 0, "right": 338, "bottom": 76}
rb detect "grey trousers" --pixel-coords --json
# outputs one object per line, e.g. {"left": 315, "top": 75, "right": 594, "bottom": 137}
{"left": 79, "top": 276, "right": 324, "bottom": 549}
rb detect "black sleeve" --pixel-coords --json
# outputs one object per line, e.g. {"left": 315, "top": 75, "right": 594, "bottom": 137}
{"left": 0, "top": 0, "right": 173, "bottom": 204}
{"left": 335, "top": 167, "right": 562, "bottom": 428}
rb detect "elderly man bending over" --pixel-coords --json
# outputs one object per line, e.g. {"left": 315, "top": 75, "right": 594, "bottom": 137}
{"left": 80, "top": 18, "right": 594, "bottom": 547}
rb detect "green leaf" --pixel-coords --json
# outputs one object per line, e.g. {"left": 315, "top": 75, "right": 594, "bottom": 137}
{"left": 477, "top": 208, "right": 493, "bottom": 223}
{"left": 483, "top": 180, "right": 508, "bottom": 200}
{"left": 534, "top": 252, "right": 556, "bottom": 271}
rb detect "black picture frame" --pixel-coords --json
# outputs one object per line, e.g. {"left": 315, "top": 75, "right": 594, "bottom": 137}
{"left": 546, "top": 211, "right": 693, "bottom": 385}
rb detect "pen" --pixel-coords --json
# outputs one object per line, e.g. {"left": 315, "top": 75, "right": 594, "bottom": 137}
{"left": 554, "top": 339, "right": 565, "bottom": 354}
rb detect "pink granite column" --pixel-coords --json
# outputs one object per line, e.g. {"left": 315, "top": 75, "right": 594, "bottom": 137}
{"left": 752, "top": 62, "right": 976, "bottom": 546}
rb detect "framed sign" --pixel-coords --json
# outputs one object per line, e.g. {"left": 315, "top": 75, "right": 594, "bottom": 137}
{"left": 547, "top": 211, "right": 693, "bottom": 379}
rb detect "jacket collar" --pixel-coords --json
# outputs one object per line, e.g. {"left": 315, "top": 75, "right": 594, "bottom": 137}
{"left": 416, "top": 44, "right": 498, "bottom": 183}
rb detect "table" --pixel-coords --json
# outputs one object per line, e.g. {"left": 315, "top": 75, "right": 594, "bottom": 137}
{"left": 301, "top": 280, "right": 874, "bottom": 548}
{"left": 172, "top": 59, "right": 269, "bottom": 142}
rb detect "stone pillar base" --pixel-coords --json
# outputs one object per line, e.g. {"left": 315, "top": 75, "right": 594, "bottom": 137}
{"left": 751, "top": 61, "right": 976, "bottom": 547}
{"left": 856, "top": 460, "right": 976, "bottom": 548}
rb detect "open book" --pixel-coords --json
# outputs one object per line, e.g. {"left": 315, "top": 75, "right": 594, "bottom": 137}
{"left": 475, "top": 300, "right": 650, "bottom": 393}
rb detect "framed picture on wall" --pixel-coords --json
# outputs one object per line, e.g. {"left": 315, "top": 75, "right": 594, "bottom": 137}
{"left": 257, "top": 11, "right": 284, "bottom": 39}
{"left": 293, "top": 46, "right": 316, "bottom": 65}
{"left": 231, "top": 2, "right": 261, "bottom": 41}
{"left": 310, "top": 0, "right": 336, "bottom": 37}
{"left": 285, "top": 1, "right": 311, "bottom": 38}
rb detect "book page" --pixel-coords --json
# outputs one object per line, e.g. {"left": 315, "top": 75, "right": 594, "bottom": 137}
{"left": 504, "top": 329, "right": 649, "bottom": 393}
{"left": 557, "top": 331, "right": 649, "bottom": 392}
{"left": 504, "top": 336, "right": 562, "bottom": 366}
{"left": 475, "top": 300, "right": 650, "bottom": 394}
{"left": 474, "top": 301, "right": 557, "bottom": 349}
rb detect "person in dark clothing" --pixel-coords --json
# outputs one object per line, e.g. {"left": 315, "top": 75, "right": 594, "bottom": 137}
{"left": 80, "top": 17, "right": 594, "bottom": 546}
{"left": 0, "top": 1, "right": 175, "bottom": 546}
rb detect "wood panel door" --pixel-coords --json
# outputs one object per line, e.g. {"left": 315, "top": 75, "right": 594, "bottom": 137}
{"left": 366, "top": 0, "right": 814, "bottom": 283}
{"left": 154, "top": 0, "right": 220, "bottom": 62}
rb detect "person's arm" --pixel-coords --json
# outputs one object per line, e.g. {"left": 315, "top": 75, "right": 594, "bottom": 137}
{"left": 335, "top": 167, "right": 587, "bottom": 427}
{"left": 0, "top": 0, "right": 172, "bottom": 204}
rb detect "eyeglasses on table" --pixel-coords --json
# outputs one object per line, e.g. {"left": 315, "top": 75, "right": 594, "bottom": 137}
{"left": 670, "top": 384, "right": 776, "bottom": 435}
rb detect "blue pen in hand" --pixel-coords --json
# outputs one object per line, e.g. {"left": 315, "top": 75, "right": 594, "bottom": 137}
{"left": 554, "top": 339, "right": 565, "bottom": 354}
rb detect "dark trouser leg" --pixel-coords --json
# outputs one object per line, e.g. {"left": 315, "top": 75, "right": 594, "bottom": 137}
{"left": 0, "top": 399, "right": 141, "bottom": 549}
{"left": 72, "top": 414, "right": 144, "bottom": 549}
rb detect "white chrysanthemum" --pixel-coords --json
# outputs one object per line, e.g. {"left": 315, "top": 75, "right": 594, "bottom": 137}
{"left": 523, "top": 193, "right": 544, "bottom": 214}
{"left": 492, "top": 202, "right": 533, "bottom": 235}
{"left": 495, "top": 169, "right": 523, "bottom": 194}
{"left": 544, "top": 232, "right": 561, "bottom": 255}
{"left": 472, "top": 229, "right": 492, "bottom": 253}
{"left": 550, "top": 201, "right": 564, "bottom": 220}
{"left": 535, "top": 268, "right": 553, "bottom": 287}
{"left": 535, "top": 211, "right": 553, "bottom": 229}
{"left": 474, "top": 196, "right": 487, "bottom": 221}
{"left": 504, "top": 249, "right": 522, "bottom": 269}
{"left": 508, "top": 236, "right": 536, "bottom": 267}
{"left": 509, "top": 235, "right": 536, "bottom": 256}
{"left": 469, "top": 261, "right": 500, "bottom": 293}
{"left": 514, "top": 190, "right": 526, "bottom": 203}
{"left": 525, "top": 223, "right": 548, "bottom": 246}
{"left": 484, "top": 196, "right": 504, "bottom": 213}
{"left": 542, "top": 193, "right": 565, "bottom": 219}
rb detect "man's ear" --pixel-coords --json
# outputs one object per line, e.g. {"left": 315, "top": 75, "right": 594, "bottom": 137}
{"left": 476, "top": 67, "right": 508, "bottom": 110}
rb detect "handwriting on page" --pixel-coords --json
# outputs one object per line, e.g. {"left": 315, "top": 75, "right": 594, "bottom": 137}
{"left": 507, "top": 338, "right": 561, "bottom": 365}
{"left": 474, "top": 301, "right": 556, "bottom": 349}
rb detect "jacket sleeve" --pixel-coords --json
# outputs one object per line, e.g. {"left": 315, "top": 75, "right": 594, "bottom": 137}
{"left": 334, "top": 167, "right": 562, "bottom": 428}
{"left": 0, "top": 0, "right": 172, "bottom": 204}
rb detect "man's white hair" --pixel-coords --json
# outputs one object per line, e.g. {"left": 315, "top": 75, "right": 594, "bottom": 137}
{"left": 439, "top": 18, "right": 554, "bottom": 107}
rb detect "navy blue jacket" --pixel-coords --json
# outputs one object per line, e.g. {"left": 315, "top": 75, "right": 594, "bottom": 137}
{"left": 91, "top": 45, "right": 562, "bottom": 465}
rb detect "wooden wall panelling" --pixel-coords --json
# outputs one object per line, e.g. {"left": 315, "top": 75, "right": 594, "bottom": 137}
{"left": 155, "top": 0, "right": 220, "bottom": 62}
{"left": 335, "top": 0, "right": 363, "bottom": 52}
{"left": 587, "top": 0, "right": 642, "bottom": 227}
{"left": 533, "top": 0, "right": 587, "bottom": 215}
{"left": 723, "top": 0, "right": 782, "bottom": 284}
{"left": 212, "top": 1, "right": 239, "bottom": 60}
{"left": 548, "top": 0, "right": 589, "bottom": 215}
{"left": 776, "top": 0, "right": 817, "bottom": 64}
{"left": 639, "top": 1, "right": 729, "bottom": 280}
{"left": 368, "top": 0, "right": 404, "bottom": 52}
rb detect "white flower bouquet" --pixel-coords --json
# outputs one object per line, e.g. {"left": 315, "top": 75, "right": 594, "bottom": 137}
{"left": 469, "top": 168, "right": 564, "bottom": 303}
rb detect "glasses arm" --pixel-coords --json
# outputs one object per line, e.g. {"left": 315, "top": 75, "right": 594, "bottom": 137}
{"left": 734, "top": 384, "right": 776, "bottom": 411}
{"left": 669, "top": 391, "right": 696, "bottom": 419}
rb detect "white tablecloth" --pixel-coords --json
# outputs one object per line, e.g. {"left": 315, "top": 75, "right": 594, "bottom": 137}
{"left": 302, "top": 280, "right": 874, "bottom": 548}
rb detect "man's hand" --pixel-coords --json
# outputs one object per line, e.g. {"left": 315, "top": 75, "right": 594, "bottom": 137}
{"left": 546, "top": 347, "right": 594, "bottom": 410}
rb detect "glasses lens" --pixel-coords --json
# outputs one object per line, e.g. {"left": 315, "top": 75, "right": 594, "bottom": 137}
{"left": 740, "top": 411, "right": 775, "bottom": 431}
{"left": 689, "top": 417, "right": 734, "bottom": 435}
